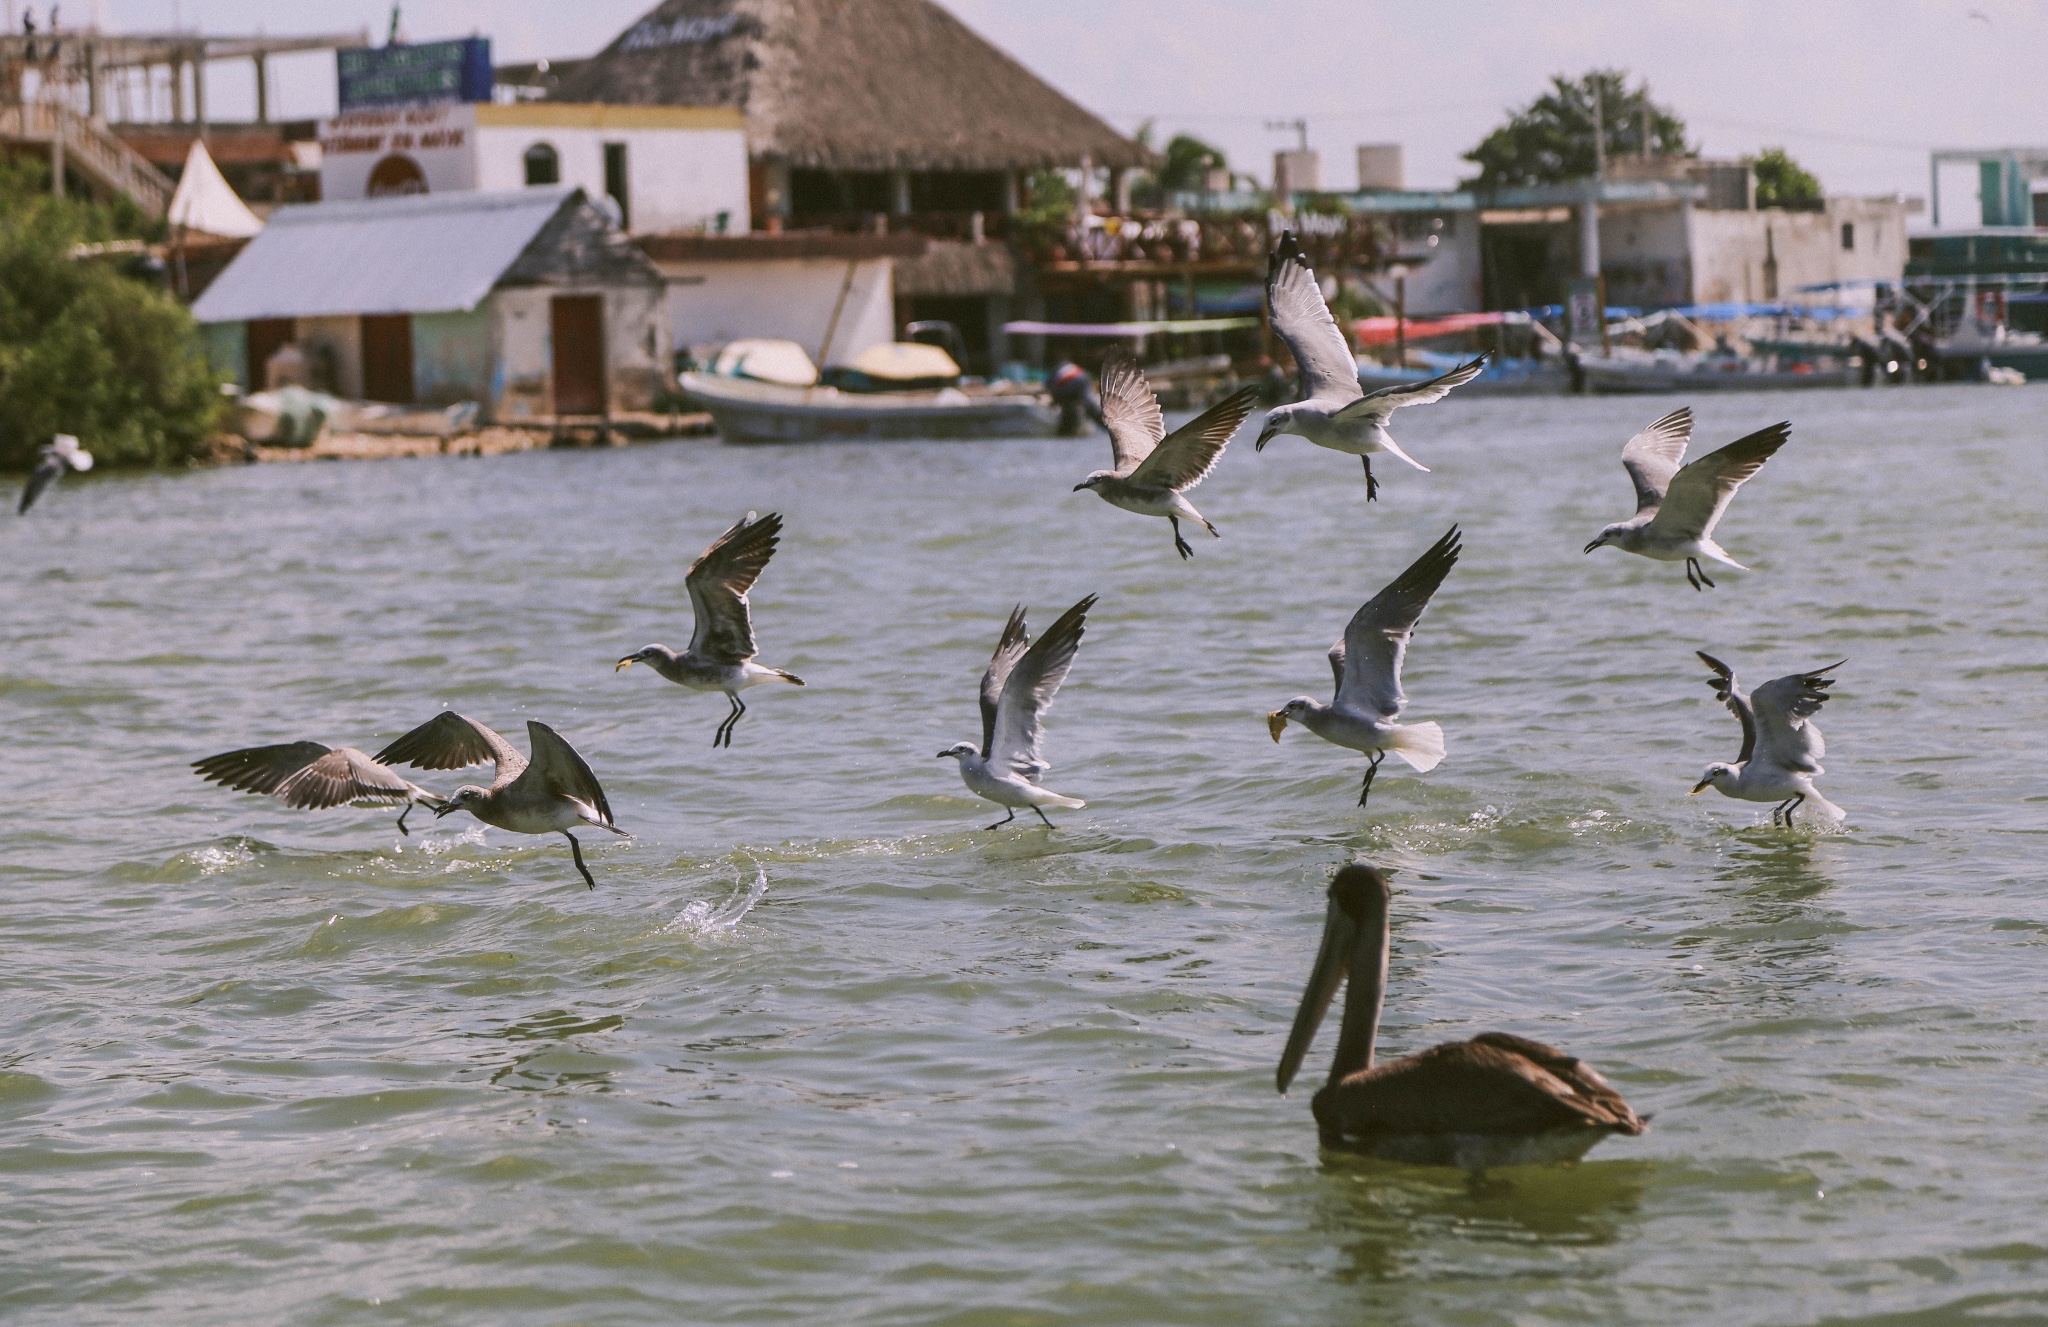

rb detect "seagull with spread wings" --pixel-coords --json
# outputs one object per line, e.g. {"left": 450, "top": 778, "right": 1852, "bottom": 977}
{"left": 1584, "top": 408, "right": 1789, "bottom": 590}
{"left": 1279, "top": 864, "right": 1646, "bottom": 1177}
{"left": 937, "top": 596, "right": 1096, "bottom": 829}
{"left": 376, "top": 713, "right": 627, "bottom": 889}
{"left": 193, "top": 739, "right": 447, "bottom": 835}
{"left": 1255, "top": 231, "right": 1483, "bottom": 499}
{"left": 1072, "top": 355, "right": 1262, "bottom": 559}
{"left": 1690, "top": 652, "right": 1845, "bottom": 827}
{"left": 616, "top": 510, "right": 805, "bottom": 747}
{"left": 18, "top": 434, "right": 92, "bottom": 514}
{"left": 1268, "top": 527, "right": 1460, "bottom": 808}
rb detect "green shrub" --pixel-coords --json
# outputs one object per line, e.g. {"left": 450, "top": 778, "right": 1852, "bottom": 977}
{"left": 0, "top": 160, "right": 223, "bottom": 472}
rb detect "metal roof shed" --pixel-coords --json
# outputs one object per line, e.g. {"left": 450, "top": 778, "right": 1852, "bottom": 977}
{"left": 195, "top": 187, "right": 670, "bottom": 422}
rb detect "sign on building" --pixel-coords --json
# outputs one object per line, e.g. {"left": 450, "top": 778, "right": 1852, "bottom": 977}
{"left": 338, "top": 38, "right": 493, "bottom": 112}
{"left": 1566, "top": 278, "right": 1603, "bottom": 346}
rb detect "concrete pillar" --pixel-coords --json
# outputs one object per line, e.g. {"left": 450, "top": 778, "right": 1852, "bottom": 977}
{"left": 170, "top": 58, "right": 185, "bottom": 123}
{"left": 1002, "top": 171, "right": 1019, "bottom": 214}
{"left": 85, "top": 43, "right": 100, "bottom": 119}
{"left": 1579, "top": 182, "right": 1600, "bottom": 279}
{"left": 1073, "top": 153, "right": 1092, "bottom": 225}
{"left": 193, "top": 51, "right": 207, "bottom": 141}
{"left": 253, "top": 54, "right": 269, "bottom": 124}
{"left": 1110, "top": 166, "right": 1129, "bottom": 214}
{"left": 889, "top": 169, "right": 910, "bottom": 216}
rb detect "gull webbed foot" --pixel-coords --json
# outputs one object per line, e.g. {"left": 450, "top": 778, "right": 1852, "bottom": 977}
{"left": 1362, "top": 455, "right": 1379, "bottom": 501}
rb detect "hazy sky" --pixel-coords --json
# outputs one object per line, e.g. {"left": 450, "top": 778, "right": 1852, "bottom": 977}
{"left": 76, "top": 0, "right": 2048, "bottom": 218}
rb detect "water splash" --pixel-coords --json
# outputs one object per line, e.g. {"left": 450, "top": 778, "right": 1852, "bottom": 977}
{"left": 663, "top": 864, "right": 768, "bottom": 937}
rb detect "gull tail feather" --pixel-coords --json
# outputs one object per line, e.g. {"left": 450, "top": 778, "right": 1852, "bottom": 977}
{"left": 1038, "top": 792, "right": 1086, "bottom": 810}
{"left": 1378, "top": 433, "right": 1431, "bottom": 473}
{"left": 1699, "top": 541, "right": 1747, "bottom": 571}
{"left": 772, "top": 669, "right": 806, "bottom": 686}
{"left": 1386, "top": 721, "right": 1445, "bottom": 772}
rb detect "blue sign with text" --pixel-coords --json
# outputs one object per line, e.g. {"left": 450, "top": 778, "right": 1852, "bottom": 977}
{"left": 337, "top": 37, "right": 493, "bottom": 111}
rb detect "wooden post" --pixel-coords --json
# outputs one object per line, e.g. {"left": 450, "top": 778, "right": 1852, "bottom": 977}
{"left": 254, "top": 53, "right": 269, "bottom": 124}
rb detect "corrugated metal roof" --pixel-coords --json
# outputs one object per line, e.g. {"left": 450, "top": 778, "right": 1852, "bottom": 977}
{"left": 192, "top": 188, "right": 580, "bottom": 324}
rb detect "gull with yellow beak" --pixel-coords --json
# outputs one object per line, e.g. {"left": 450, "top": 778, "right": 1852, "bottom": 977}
{"left": 1268, "top": 527, "right": 1460, "bottom": 808}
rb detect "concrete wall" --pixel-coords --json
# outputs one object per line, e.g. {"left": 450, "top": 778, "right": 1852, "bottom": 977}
{"left": 1393, "top": 213, "right": 1484, "bottom": 314}
{"left": 202, "top": 322, "right": 246, "bottom": 385}
{"left": 489, "top": 284, "right": 672, "bottom": 420}
{"left": 1599, "top": 202, "right": 1696, "bottom": 308}
{"left": 412, "top": 308, "right": 495, "bottom": 407}
{"left": 473, "top": 107, "right": 750, "bottom": 236}
{"left": 1688, "top": 198, "right": 1908, "bottom": 304}
{"left": 664, "top": 257, "right": 896, "bottom": 367}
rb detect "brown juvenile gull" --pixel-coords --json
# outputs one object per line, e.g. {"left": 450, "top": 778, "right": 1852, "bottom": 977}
{"left": 1691, "top": 652, "right": 1845, "bottom": 826}
{"left": 1279, "top": 864, "right": 1646, "bottom": 1179}
{"left": 1071, "top": 355, "right": 1263, "bottom": 559}
{"left": 376, "top": 713, "right": 627, "bottom": 889}
{"left": 1268, "top": 527, "right": 1460, "bottom": 808}
{"left": 18, "top": 434, "right": 92, "bottom": 514}
{"left": 937, "top": 595, "right": 1096, "bottom": 829}
{"left": 1254, "top": 231, "right": 1484, "bottom": 499}
{"left": 616, "top": 510, "right": 805, "bottom": 747}
{"left": 1583, "top": 408, "right": 1789, "bottom": 591}
{"left": 193, "top": 740, "right": 447, "bottom": 834}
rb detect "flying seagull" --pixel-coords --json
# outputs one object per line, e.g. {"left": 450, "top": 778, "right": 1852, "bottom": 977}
{"left": 938, "top": 595, "right": 1096, "bottom": 829}
{"left": 1269, "top": 527, "right": 1460, "bottom": 807}
{"left": 1279, "top": 864, "right": 1646, "bottom": 1177}
{"left": 1256, "top": 231, "right": 1484, "bottom": 499}
{"left": 616, "top": 510, "right": 805, "bottom": 747}
{"left": 1691, "top": 652, "right": 1845, "bottom": 827}
{"left": 1584, "top": 408, "right": 1789, "bottom": 590}
{"left": 18, "top": 434, "right": 92, "bottom": 514}
{"left": 376, "top": 713, "right": 627, "bottom": 889}
{"left": 193, "top": 739, "right": 447, "bottom": 835}
{"left": 1072, "top": 356, "right": 1262, "bottom": 559}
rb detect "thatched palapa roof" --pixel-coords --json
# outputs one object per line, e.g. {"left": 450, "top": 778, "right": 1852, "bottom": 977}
{"left": 552, "top": 0, "right": 1148, "bottom": 174}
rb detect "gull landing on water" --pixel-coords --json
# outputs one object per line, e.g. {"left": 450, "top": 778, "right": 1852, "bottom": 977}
{"left": 1256, "top": 230, "right": 1483, "bottom": 499}
{"left": 193, "top": 739, "right": 447, "bottom": 834}
{"left": 1072, "top": 354, "right": 1262, "bottom": 559}
{"left": 1268, "top": 527, "right": 1460, "bottom": 808}
{"left": 1279, "top": 865, "right": 1646, "bottom": 1177}
{"left": 938, "top": 596, "right": 1095, "bottom": 829}
{"left": 1692, "top": 652, "right": 1845, "bottom": 827}
{"left": 1584, "top": 408, "right": 1789, "bottom": 591}
{"left": 616, "top": 511, "right": 805, "bottom": 747}
{"left": 376, "top": 713, "right": 628, "bottom": 889}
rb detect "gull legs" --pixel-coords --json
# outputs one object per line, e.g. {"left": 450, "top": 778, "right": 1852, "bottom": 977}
{"left": 396, "top": 803, "right": 414, "bottom": 836}
{"left": 561, "top": 830, "right": 597, "bottom": 889}
{"left": 1771, "top": 793, "right": 1806, "bottom": 827}
{"left": 712, "top": 691, "right": 746, "bottom": 748}
{"left": 1685, "top": 557, "right": 1717, "bottom": 592}
{"left": 984, "top": 806, "right": 1058, "bottom": 831}
{"left": 1357, "top": 751, "right": 1387, "bottom": 808}
{"left": 1361, "top": 455, "right": 1380, "bottom": 501}
{"left": 1168, "top": 515, "right": 1194, "bottom": 561}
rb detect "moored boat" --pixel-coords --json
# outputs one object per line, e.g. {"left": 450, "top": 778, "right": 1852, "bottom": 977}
{"left": 682, "top": 372, "right": 1058, "bottom": 443}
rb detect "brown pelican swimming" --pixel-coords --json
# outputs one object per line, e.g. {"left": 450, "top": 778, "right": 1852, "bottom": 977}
{"left": 192, "top": 739, "right": 447, "bottom": 834}
{"left": 937, "top": 595, "right": 1096, "bottom": 829}
{"left": 1255, "top": 230, "right": 1484, "bottom": 499}
{"left": 1071, "top": 355, "right": 1263, "bottom": 559}
{"left": 1278, "top": 865, "right": 1646, "bottom": 1175}
{"left": 1583, "top": 409, "right": 1789, "bottom": 591}
{"left": 1691, "top": 652, "right": 1845, "bottom": 826}
{"left": 375, "top": 712, "right": 627, "bottom": 889}
{"left": 615, "top": 511, "right": 805, "bottom": 747}
{"left": 1267, "top": 527, "right": 1460, "bottom": 808}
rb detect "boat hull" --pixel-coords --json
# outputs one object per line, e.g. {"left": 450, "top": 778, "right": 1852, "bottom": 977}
{"left": 682, "top": 374, "right": 1058, "bottom": 443}
{"left": 1576, "top": 355, "right": 1859, "bottom": 394}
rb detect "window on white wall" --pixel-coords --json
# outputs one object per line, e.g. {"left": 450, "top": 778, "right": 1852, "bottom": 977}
{"left": 1840, "top": 222, "right": 1855, "bottom": 252}
{"left": 525, "top": 143, "right": 560, "bottom": 187}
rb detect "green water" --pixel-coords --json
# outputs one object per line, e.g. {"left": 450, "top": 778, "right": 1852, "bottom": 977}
{"left": 5, "top": 384, "right": 2047, "bottom": 1325}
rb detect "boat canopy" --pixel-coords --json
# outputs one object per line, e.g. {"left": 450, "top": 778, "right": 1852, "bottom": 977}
{"left": 845, "top": 341, "right": 961, "bottom": 381}
{"left": 712, "top": 339, "right": 819, "bottom": 387}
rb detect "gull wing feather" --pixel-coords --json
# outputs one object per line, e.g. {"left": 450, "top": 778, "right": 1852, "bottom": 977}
{"left": 1096, "top": 354, "right": 1165, "bottom": 472}
{"left": 1619, "top": 407, "right": 1693, "bottom": 513}
{"left": 276, "top": 747, "right": 427, "bottom": 810}
{"left": 51, "top": 434, "right": 91, "bottom": 470}
{"left": 1697, "top": 651, "right": 1757, "bottom": 765}
{"left": 686, "top": 511, "right": 782, "bottom": 664}
{"left": 18, "top": 453, "right": 63, "bottom": 513}
{"left": 193, "top": 741, "right": 337, "bottom": 796}
{"left": 1749, "top": 662, "right": 1842, "bottom": 774}
{"left": 991, "top": 594, "right": 1095, "bottom": 779}
{"left": 1127, "top": 384, "right": 1263, "bottom": 491}
{"left": 511, "top": 721, "right": 615, "bottom": 827}
{"left": 1331, "top": 356, "right": 1488, "bottom": 423}
{"left": 375, "top": 712, "right": 526, "bottom": 787}
{"left": 1332, "top": 528, "right": 1461, "bottom": 722}
{"left": 979, "top": 606, "right": 1030, "bottom": 759}
{"left": 1644, "top": 422, "right": 1788, "bottom": 543}
{"left": 1266, "top": 231, "right": 1363, "bottom": 405}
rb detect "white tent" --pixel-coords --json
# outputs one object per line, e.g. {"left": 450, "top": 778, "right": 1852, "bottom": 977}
{"left": 167, "top": 140, "right": 264, "bottom": 239}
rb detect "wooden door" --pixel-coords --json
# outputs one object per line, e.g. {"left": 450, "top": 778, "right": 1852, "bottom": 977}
{"left": 246, "top": 318, "right": 296, "bottom": 389}
{"left": 360, "top": 314, "right": 414, "bottom": 403}
{"left": 551, "top": 294, "right": 607, "bottom": 416}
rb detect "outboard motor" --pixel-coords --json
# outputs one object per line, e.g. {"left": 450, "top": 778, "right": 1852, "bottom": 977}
{"left": 1048, "top": 362, "right": 1104, "bottom": 437}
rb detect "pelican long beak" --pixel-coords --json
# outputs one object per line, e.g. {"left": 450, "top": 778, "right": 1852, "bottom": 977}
{"left": 1277, "top": 898, "right": 1353, "bottom": 1094}
{"left": 1267, "top": 710, "right": 1289, "bottom": 742}
{"left": 614, "top": 657, "right": 636, "bottom": 672}
{"left": 1689, "top": 778, "right": 1711, "bottom": 795}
